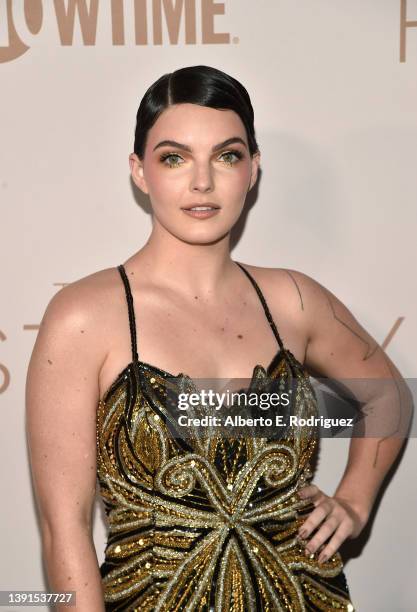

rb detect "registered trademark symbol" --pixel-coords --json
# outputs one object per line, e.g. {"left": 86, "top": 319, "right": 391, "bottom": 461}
{"left": 232, "top": 36, "right": 239, "bottom": 44}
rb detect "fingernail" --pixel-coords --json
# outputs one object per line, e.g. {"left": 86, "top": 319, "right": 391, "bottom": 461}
{"left": 298, "top": 529, "right": 307, "bottom": 538}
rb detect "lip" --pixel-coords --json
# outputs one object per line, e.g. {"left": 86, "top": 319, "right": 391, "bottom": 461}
{"left": 181, "top": 203, "right": 220, "bottom": 210}
{"left": 181, "top": 207, "right": 220, "bottom": 219}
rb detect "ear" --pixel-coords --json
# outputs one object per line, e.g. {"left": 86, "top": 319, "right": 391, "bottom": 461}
{"left": 248, "top": 151, "right": 261, "bottom": 191}
{"left": 129, "top": 153, "right": 149, "bottom": 194}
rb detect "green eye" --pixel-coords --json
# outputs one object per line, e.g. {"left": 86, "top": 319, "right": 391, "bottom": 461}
{"left": 160, "top": 153, "right": 184, "bottom": 168}
{"left": 220, "top": 150, "right": 243, "bottom": 165}
{"left": 159, "top": 149, "right": 244, "bottom": 168}
{"left": 221, "top": 151, "right": 239, "bottom": 166}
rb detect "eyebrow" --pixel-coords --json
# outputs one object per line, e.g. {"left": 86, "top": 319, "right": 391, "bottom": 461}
{"left": 152, "top": 136, "right": 248, "bottom": 153}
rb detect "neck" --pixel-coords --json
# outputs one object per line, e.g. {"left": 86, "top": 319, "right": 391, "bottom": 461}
{"left": 127, "top": 219, "right": 239, "bottom": 296}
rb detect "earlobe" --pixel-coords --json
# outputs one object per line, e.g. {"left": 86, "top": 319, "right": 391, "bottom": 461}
{"left": 249, "top": 152, "right": 261, "bottom": 191}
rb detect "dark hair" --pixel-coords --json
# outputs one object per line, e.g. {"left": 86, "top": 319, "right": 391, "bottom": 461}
{"left": 133, "top": 65, "right": 259, "bottom": 159}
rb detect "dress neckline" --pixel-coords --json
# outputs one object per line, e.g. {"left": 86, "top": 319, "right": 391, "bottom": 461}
{"left": 98, "top": 345, "right": 306, "bottom": 406}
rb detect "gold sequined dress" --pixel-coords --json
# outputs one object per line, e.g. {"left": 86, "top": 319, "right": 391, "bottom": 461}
{"left": 96, "top": 263, "right": 355, "bottom": 611}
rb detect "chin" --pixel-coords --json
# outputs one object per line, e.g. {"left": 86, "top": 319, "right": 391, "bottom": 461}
{"left": 156, "top": 212, "right": 237, "bottom": 245}
{"left": 175, "top": 228, "right": 230, "bottom": 246}
{"left": 163, "top": 221, "right": 230, "bottom": 246}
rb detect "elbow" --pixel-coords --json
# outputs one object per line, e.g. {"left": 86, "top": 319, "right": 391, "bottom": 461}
{"left": 40, "top": 515, "right": 93, "bottom": 551}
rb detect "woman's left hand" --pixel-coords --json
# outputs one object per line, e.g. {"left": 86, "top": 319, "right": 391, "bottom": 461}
{"left": 296, "top": 484, "right": 369, "bottom": 563}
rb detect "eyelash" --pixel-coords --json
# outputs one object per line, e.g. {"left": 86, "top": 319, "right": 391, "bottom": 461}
{"left": 159, "top": 149, "right": 244, "bottom": 168}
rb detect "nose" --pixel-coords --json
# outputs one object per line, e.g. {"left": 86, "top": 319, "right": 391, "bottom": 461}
{"left": 190, "top": 161, "right": 214, "bottom": 193}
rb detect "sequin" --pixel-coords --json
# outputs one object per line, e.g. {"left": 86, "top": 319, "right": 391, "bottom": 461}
{"left": 96, "top": 263, "right": 355, "bottom": 611}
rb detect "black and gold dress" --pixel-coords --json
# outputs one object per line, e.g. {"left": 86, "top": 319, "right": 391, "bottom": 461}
{"left": 96, "top": 262, "right": 356, "bottom": 611}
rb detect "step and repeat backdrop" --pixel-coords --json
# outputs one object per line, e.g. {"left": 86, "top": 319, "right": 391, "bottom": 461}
{"left": 1, "top": 1, "right": 416, "bottom": 610}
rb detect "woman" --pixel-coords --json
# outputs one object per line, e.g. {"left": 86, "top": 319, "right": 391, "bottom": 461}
{"left": 26, "top": 65, "right": 409, "bottom": 611}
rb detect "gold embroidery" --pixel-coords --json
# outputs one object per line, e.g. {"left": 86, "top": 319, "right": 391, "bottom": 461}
{"left": 96, "top": 351, "right": 355, "bottom": 611}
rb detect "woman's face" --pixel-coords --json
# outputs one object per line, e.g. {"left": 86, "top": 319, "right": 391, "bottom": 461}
{"left": 129, "top": 103, "right": 260, "bottom": 245}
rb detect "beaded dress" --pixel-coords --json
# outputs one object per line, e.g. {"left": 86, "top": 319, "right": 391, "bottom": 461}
{"left": 96, "top": 262, "right": 355, "bottom": 611}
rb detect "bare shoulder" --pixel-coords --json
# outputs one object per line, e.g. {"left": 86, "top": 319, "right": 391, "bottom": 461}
{"left": 39, "top": 265, "right": 121, "bottom": 336}
{"left": 241, "top": 263, "right": 396, "bottom": 379}
{"left": 28, "top": 265, "right": 124, "bottom": 399}
{"left": 237, "top": 263, "right": 357, "bottom": 363}
{"left": 237, "top": 262, "right": 325, "bottom": 323}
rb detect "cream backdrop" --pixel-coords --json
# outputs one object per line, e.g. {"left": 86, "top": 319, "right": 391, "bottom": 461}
{"left": 1, "top": 1, "right": 416, "bottom": 610}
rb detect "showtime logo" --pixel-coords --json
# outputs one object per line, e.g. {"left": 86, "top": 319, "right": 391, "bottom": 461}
{"left": 0, "top": 0, "right": 233, "bottom": 63}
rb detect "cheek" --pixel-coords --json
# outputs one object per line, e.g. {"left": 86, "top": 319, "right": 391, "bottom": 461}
{"left": 225, "top": 163, "right": 252, "bottom": 196}
{"left": 145, "top": 164, "right": 183, "bottom": 202}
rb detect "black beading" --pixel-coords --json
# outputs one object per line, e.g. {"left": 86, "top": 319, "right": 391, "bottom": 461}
{"left": 117, "top": 264, "right": 139, "bottom": 362}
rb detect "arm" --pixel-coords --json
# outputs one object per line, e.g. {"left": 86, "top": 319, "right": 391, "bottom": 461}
{"left": 26, "top": 279, "right": 108, "bottom": 611}
{"left": 285, "top": 270, "right": 413, "bottom": 562}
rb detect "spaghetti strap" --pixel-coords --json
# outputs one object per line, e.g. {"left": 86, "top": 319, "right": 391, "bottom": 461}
{"left": 117, "top": 264, "right": 139, "bottom": 362}
{"left": 234, "top": 261, "right": 285, "bottom": 350}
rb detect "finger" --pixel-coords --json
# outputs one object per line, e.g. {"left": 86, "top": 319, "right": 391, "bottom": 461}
{"left": 297, "top": 484, "right": 320, "bottom": 500}
{"left": 317, "top": 523, "right": 351, "bottom": 563}
{"left": 298, "top": 501, "right": 332, "bottom": 538}
{"left": 304, "top": 515, "right": 339, "bottom": 555}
